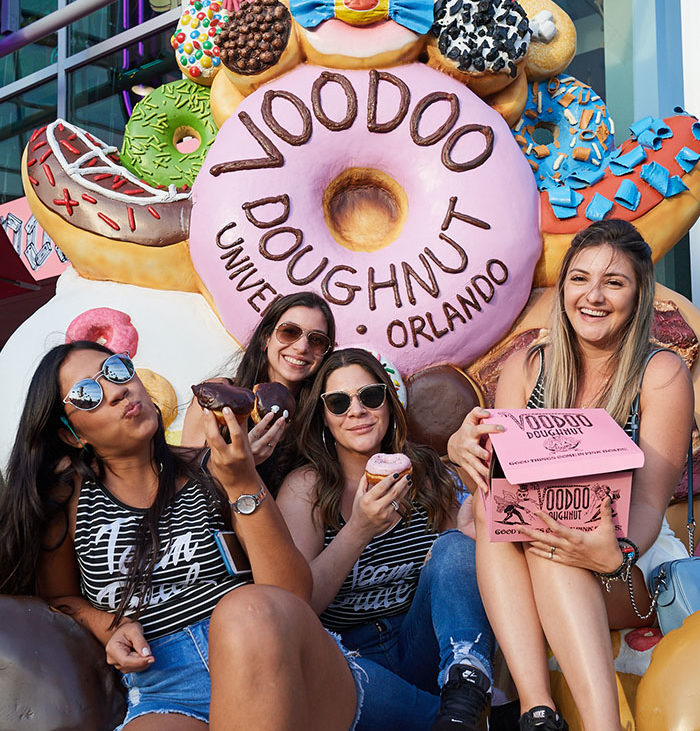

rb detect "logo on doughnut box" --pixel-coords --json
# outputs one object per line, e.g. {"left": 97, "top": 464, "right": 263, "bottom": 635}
{"left": 480, "top": 409, "right": 643, "bottom": 542}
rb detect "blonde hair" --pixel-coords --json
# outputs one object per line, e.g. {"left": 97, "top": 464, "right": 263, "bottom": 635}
{"left": 533, "top": 220, "right": 655, "bottom": 425}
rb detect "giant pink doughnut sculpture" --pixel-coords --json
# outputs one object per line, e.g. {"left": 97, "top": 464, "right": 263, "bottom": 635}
{"left": 189, "top": 63, "right": 541, "bottom": 373}
{"left": 65, "top": 307, "right": 139, "bottom": 356}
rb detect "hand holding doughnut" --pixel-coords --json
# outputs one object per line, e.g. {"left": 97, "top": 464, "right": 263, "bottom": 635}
{"left": 447, "top": 407, "right": 504, "bottom": 494}
{"left": 202, "top": 407, "right": 259, "bottom": 498}
{"left": 346, "top": 473, "right": 411, "bottom": 544}
{"left": 247, "top": 411, "right": 288, "bottom": 465}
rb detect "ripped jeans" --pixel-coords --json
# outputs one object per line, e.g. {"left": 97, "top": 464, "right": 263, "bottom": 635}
{"left": 338, "top": 530, "right": 494, "bottom": 731}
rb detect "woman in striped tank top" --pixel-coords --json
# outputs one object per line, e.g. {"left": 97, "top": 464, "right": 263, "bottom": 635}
{"left": 447, "top": 220, "right": 694, "bottom": 731}
{"left": 278, "top": 348, "right": 495, "bottom": 731}
{"left": 0, "top": 341, "right": 359, "bottom": 730}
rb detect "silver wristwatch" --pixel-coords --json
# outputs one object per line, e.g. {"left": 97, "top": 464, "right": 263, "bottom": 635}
{"left": 229, "top": 485, "right": 266, "bottom": 515}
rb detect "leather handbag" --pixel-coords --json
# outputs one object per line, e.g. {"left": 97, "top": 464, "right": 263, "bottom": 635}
{"left": 649, "top": 447, "right": 699, "bottom": 634}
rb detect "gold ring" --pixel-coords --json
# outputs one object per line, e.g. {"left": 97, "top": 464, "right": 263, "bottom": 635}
{"left": 549, "top": 546, "right": 556, "bottom": 559}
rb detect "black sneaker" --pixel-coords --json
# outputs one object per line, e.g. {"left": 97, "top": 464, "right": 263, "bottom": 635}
{"left": 431, "top": 664, "right": 491, "bottom": 730}
{"left": 518, "top": 706, "right": 568, "bottom": 731}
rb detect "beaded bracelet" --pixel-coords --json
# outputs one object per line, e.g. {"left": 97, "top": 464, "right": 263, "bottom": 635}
{"left": 617, "top": 537, "right": 640, "bottom": 562}
{"left": 594, "top": 538, "right": 639, "bottom": 592}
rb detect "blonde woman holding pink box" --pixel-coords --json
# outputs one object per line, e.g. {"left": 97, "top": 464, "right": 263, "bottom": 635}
{"left": 448, "top": 219, "right": 694, "bottom": 731}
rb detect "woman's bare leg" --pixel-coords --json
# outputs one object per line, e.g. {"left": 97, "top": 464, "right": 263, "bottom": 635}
{"left": 474, "top": 498, "right": 554, "bottom": 712}
{"left": 209, "top": 585, "right": 357, "bottom": 731}
{"left": 124, "top": 714, "right": 208, "bottom": 729}
{"left": 526, "top": 552, "right": 621, "bottom": 730}
{"left": 604, "top": 566, "right": 654, "bottom": 630}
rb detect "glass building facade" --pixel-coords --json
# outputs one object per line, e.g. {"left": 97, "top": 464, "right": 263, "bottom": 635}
{"left": 0, "top": 0, "right": 696, "bottom": 299}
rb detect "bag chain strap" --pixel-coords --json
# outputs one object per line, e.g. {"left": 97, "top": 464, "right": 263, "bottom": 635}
{"left": 627, "top": 568, "right": 662, "bottom": 620}
{"left": 625, "top": 350, "right": 695, "bottom": 621}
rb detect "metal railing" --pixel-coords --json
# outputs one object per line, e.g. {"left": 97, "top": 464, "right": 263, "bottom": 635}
{"left": 0, "top": 0, "right": 119, "bottom": 59}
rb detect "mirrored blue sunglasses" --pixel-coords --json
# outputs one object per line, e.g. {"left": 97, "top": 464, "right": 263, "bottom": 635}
{"left": 62, "top": 353, "right": 135, "bottom": 411}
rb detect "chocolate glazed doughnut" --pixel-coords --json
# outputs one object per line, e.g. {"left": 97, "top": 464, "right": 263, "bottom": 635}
{"left": 252, "top": 382, "right": 296, "bottom": 424}
{"left": 191, "top": 381, "right": 255, "bottom": 425}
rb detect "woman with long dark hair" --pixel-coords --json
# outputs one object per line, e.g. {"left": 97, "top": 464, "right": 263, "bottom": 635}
{"left": 0, "top": 340, "right": 359, "bottom": 730}
{"left": 182, "top": 291, "right": 336, "bottom": 493}
{"left": 277, "top": 348, "right": 494, "bottom": 731}
{"left": 448, "top": 220, "right": 694, "bottom": 730}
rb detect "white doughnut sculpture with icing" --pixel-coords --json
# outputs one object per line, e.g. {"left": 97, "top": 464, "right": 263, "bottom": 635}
{"left": 190, "top": 63, "right": 542, "bottom": 374}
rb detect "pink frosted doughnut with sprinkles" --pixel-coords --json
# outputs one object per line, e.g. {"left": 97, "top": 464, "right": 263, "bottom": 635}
{"left": 171, "top": 0, "right": 230, "bottom": 86}
{"left": 513, "top": 73, "right": 615, "bottom": 188}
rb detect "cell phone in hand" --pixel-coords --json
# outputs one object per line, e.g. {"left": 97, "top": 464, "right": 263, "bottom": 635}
{"left": 213, "top": 530, "right": 252, "bottom": 576}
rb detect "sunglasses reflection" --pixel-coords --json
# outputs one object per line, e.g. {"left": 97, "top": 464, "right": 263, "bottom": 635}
{"left": 63, "top": 354, "right": 135, "bottom": 411}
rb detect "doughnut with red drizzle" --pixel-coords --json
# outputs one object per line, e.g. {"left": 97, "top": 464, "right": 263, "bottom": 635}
{"left": 21, "top": 119, "right": 198, "bottom": 291}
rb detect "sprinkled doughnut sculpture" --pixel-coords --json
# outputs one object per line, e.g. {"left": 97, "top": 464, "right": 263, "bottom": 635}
{"left": 536, "top": 112, "right": 700, "bottom": 285}
{"left": 21, "top": 120, "right": 197, "bottom": 290}
{"left": 171, "top": 0, "right": 229, "bottom": 85}
{"left": 428, "top": 0, "right": 531, "bottom": 96}
{"left": 514, "top": 73, "right": 615, "bottom": 186}
{"left": 120, "top": 79, "right": 218, "bottom": 189}
{"left": 217, "top": 0, "right": 303, "bottom": 96}
{"left": 66, "top": 307, "right": 139, "bottom": 356}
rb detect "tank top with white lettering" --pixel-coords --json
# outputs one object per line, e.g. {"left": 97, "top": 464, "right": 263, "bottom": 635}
{"left": 319, "top": 504, "right": 436, "bottom": 631}
{"left": 74, "top": 478, "right": 248, "bottom": 641}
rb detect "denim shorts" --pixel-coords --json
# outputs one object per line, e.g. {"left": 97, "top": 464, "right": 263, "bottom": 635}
{"left": 114, "top": 617, "right": 364, "bottom": 730}
{"left": 114, "top": 617, "right": 211, "bottom": 730}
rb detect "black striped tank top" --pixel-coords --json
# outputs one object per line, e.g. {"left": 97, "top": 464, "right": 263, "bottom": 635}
{"left": 319, "top": 504, "right": 437, "bottom": 631}
{"left": 74, "top": 478, "right": 249, "bottom": 641}
{"left": 526, "top": 346, "right": 637, "bottom": 438}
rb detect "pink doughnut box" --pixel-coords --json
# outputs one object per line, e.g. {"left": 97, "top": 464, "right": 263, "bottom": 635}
{"left": 480, "top": 409, "right": 644, "bottom": 542}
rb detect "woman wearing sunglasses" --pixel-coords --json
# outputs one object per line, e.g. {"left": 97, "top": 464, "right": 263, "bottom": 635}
{"left": 277, "top": 348, "right": 495, "bottom": 731}
{"left": 182, "top": 292, "right": 335, "bottom": 494}
{"left": 0, "top": 341, "right": 359, "bottom": 730}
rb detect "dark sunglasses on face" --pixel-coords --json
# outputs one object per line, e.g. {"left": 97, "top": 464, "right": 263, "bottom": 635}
{"left": 321, "top": 383, "right": 388, "bottom": 416}
{"left": 274, "top": 322, "right": 331, "bottom": 356}
{"left": 62, "top": 353, "right": 135, "bottom": 411}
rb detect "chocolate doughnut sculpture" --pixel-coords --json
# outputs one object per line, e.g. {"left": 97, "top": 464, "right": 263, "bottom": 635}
{"left": 3, "top": 2, "right": 700, "bottom": 726}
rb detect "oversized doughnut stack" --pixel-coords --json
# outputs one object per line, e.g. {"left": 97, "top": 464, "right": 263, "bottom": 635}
{"left": 7, "top": 0, "right": 700, "bottom": 451}
{"left": 3, "top": 2, "right": 700, "bottom": 726}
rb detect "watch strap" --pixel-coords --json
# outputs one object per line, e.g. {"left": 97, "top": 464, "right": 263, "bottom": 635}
{"left": 229, "top": 484, "right": 266, "bottom": 514}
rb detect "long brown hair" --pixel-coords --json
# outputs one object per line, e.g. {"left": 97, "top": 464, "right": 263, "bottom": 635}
{"left": 296, "top": 348, "right": 457, "bottom": 531}
{"left": 227, "top": 291, "right": 336, "bottom": 396}
{"left": 0, "top": 342, "right": 226, "bottom": 629}
{"left": 532, "top": 219, "right": 655, "bottom": 425}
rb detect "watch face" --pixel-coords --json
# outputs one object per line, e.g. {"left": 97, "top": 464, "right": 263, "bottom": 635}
{"left": 236, "top": 494, "right": 258, "bottom": 515}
